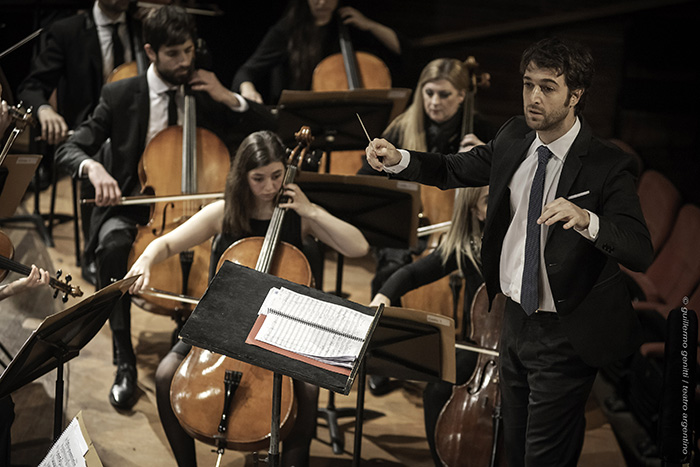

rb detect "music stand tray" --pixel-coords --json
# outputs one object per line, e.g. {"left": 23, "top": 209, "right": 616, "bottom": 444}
{"left": 0, "top": 277, "right": 137, "bottom": 439}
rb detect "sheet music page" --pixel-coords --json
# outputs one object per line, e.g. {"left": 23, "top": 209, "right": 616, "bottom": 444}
{"left": 39, "top": 416, "right": 89, "bottom": 467}
{"left": 254, "top": 287, "right": 373, "bottom": 368}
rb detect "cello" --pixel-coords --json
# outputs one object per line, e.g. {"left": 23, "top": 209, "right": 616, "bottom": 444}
{"left": 311, "top": 11, "right": 392, "bottom": 175}
{"left": 434, "top": 285, "right": 507, "bottom": 467}
{"left": 127, "top": 87, "right": 230, "bottom": 321}
{"left": 169, "top": 127, "right": 314, "bottom": 463}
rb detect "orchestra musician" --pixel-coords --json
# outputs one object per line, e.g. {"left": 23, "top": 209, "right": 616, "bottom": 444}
{"left": 17, "top": 0, "right": 142, "bottom": 283}
{"left": 54, "top": 5, "right": 275, "bottom": 411}
{"left": 0, "top": 236, "right": 50, "bottom": 467}
{"left": 357, "top": 58, "right": 490, "bottom": 305}
{"left": 231, "top": 0, "right": 407, "bottom": 104}
{"left": 17, "top": 0, "right": 139, "bottom": 146}
{"left": 369, "top": 186, "right": 488, "bottom": 467}
{"left": 125, "top": 130, "right": 370, "bottom": 467}
{"left": 365, "top": 37, "right": 653, "bottom": 466}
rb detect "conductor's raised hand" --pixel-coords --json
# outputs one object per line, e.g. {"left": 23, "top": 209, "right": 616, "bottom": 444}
{"left": 365, "top": 138, "right": 401, "bottom": 172}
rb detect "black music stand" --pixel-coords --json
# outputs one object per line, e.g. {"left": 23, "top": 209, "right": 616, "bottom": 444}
{"left": 0, "top": 276, "right": 137, "bottom": 440}
{"left": 179, "top": 261, "right": 383, "bottom": 467}
{"left": 276, "top": 89, "right": 411, "bottom": 171}
{"left": 344, "top": 306, "right": 455, "bottom": 466}
{"left": 297, "top": 172, "right": 420, "bottom": 250}
{"left": 295, "top": 172, "right": 422, "bottom": 453}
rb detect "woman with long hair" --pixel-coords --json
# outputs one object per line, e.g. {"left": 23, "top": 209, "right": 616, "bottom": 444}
{"left": 126, "top": 130, "right": 369, "bottom": 466}
{"left": 369, "top": 185, "right": 489, "bottom": 467}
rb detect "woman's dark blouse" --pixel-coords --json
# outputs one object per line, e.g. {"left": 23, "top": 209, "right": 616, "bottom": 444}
{"left": 231, "top": 15, "right": 407, "bottom": 104}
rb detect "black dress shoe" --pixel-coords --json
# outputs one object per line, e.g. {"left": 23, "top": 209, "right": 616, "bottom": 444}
{"left": 368, "top": 375, "right": 397, "bottom": 396}
{"left": 109, "top": 363, "right": 137, "bottom": 410}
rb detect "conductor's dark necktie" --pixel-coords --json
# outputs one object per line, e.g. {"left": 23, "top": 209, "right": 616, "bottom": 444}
{"left": 111, "top": 23, "right": 125, "bottom": 69}
{"left": 520, "top": 145, "right": 553, "bottom": 315}
{"left": 165, "top": 90, "right": 178, "bottom": 126}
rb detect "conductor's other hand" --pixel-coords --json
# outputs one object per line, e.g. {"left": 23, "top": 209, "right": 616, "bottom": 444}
{"left": 365, "top": 138, "right": 401, "bottom": 172}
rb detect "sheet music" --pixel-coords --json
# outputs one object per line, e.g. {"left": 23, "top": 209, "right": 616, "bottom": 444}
{"left": 39, "top": 417, "right": 89, "bottom": 467}
{"left": 254, "top": 287, "right": 373, "bottom": 368}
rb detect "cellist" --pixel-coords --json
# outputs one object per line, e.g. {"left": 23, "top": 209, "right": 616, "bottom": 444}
{"left": 231, "top": 0, "right": 407, "bottom": 104}
{"left": 125, "top": 130, "right": 369, "bottom": 466}
{"left": 55, "top": 5, "right": 275, "bottom": 410}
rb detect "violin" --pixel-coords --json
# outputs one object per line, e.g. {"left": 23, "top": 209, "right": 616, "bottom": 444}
{"left": 0, "top": 230, "right": 83, "bottom": 301}
{"left": 169, "top": 127, "right": 314, "bottom": 463}
{"left": 127, "top": 87, "right": 231, "bottom": 321}
{"left": 310, "top": 11, "right": 392, "bottom": 175}
{"left": 434, "top": 285, "right": 506, "bottom": 467}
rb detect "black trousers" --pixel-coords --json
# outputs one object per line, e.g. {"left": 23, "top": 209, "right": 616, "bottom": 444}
{"left": 499, "top": 298, "right": 597, "bottom": 467}
{"left": 95, "top": 216, "right": 138, "bottom": 364}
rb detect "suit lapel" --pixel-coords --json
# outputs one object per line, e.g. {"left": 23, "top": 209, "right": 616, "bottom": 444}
{"left": 134, "top": 76, "right": 150, "bottom": 153}
{"left": 555, "top": 120, "right": 591, "bottom": 200}
{"left": 83, "top": 12, "right": 103, "bottom": 88}
{"left": 490, "top": 131, "right": 535, "bottom": 216}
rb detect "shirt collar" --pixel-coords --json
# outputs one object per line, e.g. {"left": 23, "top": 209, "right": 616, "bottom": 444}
{"left": 93, "top": 1, "right": 127, "bottom": 27}
{"left": 532, "top": 117, "right": 581, "bottom": 162}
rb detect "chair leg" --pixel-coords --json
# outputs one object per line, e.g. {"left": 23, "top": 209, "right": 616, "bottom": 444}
{"left": 72, "top": 178, "right": 81, "bottom": 266}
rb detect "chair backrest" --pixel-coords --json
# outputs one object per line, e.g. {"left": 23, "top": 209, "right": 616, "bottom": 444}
{"left": 646, "top": 204, "right": 700, "bottom": 307}
{"left": 637, "top": 170, "right": 682, "bottom": 255}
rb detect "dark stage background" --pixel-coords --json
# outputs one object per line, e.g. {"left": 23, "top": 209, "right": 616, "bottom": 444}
{"left": 2, "top": 0, "right": 698, "bottom": 203}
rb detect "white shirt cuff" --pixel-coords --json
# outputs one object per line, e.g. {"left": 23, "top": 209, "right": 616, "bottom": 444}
{"left": 574, "top": 210, "right": 599, "bottom": 240}
{"left": 383, "top": 149, "right": 411, "bottom": 174}
{"left": 78, "top": 160, "right": 89, "bottom": 178}
{"left": 231, "top": 92, "right": 249, "bottom": 112}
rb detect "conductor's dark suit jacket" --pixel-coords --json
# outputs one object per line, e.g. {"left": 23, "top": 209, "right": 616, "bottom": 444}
{"left": 54, "top": 74, "right": 276, "bottom": 257}
{"left": 394, "top": 116, "right": 654, "bottom": 367}
{"left": 18, "top": 10, "right": 141, "bottom": 130}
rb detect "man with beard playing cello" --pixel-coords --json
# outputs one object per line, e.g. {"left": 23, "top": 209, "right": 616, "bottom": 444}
{"left": 55, "top": 5, "right": 275, "bottom": 410}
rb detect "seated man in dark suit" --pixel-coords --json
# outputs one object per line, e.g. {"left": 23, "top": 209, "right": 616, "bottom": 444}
{"left": 18, "top": 0, "right": 142, "bottom": 281}
{"left": 55, "top": 5, "right": 275, "bottom": 410}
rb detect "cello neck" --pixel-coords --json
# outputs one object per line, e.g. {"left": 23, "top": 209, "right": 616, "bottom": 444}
{"left": 256, "top": 127, "right": 313, "bottom": 273}
{"left": 255, "top": 165, "right": 298, "bottom": 274}
{"left": 461, "top": 91, "right": 475, "bottom": 138}
{"left": 337, "top": 14, "right": 361, "bottom": 89}
{"left": 182, "top": 91, "right": 197, "bottom": 194}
